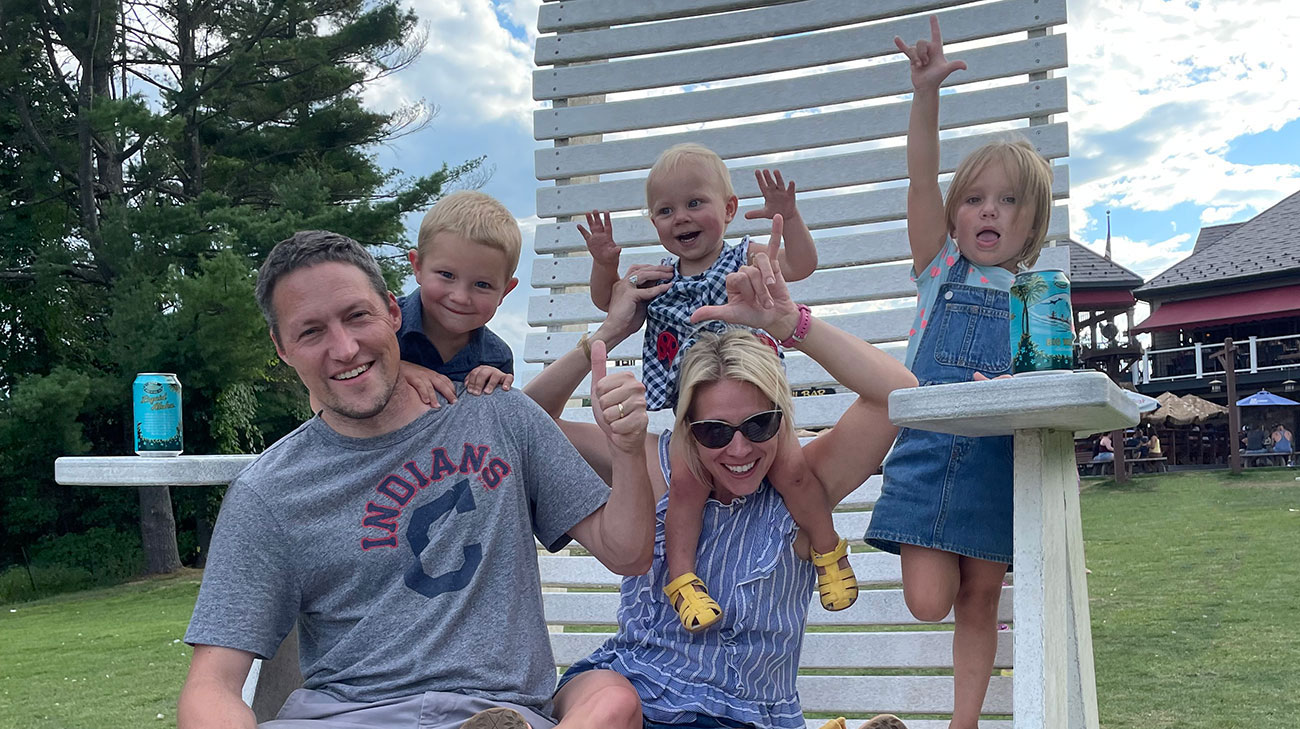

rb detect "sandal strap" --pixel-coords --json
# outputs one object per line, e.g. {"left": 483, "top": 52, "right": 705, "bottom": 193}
{"left": 811, "top": 536, "right": 849, "bottom": 566}
{"left": 663, "top": 571, "right": 705, "bottom": 597}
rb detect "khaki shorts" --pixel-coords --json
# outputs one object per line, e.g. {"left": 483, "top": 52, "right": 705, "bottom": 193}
{"left": 261, "top": 688, "right": 556, "bottom": 729}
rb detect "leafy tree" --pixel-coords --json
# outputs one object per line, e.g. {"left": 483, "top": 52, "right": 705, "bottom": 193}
{"left": 0, "top": 0, "right": 480, "bottom": 575}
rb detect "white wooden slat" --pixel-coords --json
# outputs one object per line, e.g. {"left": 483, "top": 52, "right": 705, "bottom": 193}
{"left": 536, "top": 75, "right": 1068, "bottom": 182}
{"left": 806, "top": 722, "right": 1011, "bottom": 729}
{"left": 562, "top": 391, "right": 860, "bottom": 431}
{"left": 833, "top": 510, "right": 871, "bottom": 541}
{"left": 551, "top": 629, "right": 1012, "bottom": 668}
{"left": 537, "top": 0, "right": 796, "bottom": 33}
{"left": 538, "top": 0, "right": 986, "bottom": 65}
{"left": 523, "top": 323, "right": 910, "bottom": 363}
{"left": 537, "top": 122, "right": 1068, "bottom": 218}
{"left": 536, "top": 346, "right": 888, "bottom": 397}
{"left": 797, "top": 674, "right": 1013, "bottom": 714}
{"left": 536, "top": 0, "right": 1064, "bottom": 98}
{"left": 538, "top": 174, "right": 1068, "bottom": 256}
{"left": 536, "top": 35, "right": 1067, "bottom": 139}
{"left": 529, "top": 206, "right": 1070, "bottom": 288}
{"left": 529, "top": 264, "right": 918, "bottom": 326}
{"left": 539, "top": 549, "right": 905, "bottom": 588}
{"left": 542, "top": 584, "right": 1013, "bottom": 626}
{"left": 840, "top": 476, "right": 883, "bottom": 509}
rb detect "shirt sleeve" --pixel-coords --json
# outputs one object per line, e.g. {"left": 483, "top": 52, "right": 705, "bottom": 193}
{"left": 503, "top": 392, "right": 610, "bottom": 552}
{"left": 183, "top": 480, "right": 300, "bottom": 658}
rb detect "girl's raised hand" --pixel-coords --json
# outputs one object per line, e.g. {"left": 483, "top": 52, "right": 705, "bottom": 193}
{"left": 590, "top": 338, "right": 648, "bottom": 454}
{"left": 743, "top": 169, "right": 798, "bottom": 222}
{"left": 894, "top": 15, "right": 966, "bottom": 92}
{"left": 578, "top": 210, "right": 620, "bottom": 266}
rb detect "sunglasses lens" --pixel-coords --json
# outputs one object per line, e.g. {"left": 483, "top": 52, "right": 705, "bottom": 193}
{"left": 740, "top": 410, "right": 783, "bottom": 443}
{"left": 691, "top": 421, "right": 735, "bottom": 449}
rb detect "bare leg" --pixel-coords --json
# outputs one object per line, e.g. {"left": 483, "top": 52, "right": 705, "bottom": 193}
{"left": 949, "top": 556, "right": 1009, "bottom": 729}
{"left": 665, "top": 453, "right": 711, "bottom": 583}
{"left": 553, "top": 669, "right": 642, "bottom": 729}
{"left": 768, "top": 435, "right": 838, "bottom": 554}
{"left": 898, "top": 544, "right": 961, "bottom": 622}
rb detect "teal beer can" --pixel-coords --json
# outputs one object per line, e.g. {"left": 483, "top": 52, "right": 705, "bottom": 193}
{"left": 1010, "top": 269, "right": 1075, "bottom": 374}
{"left": 133, "top": 373, "right": 183, "bottom": 456}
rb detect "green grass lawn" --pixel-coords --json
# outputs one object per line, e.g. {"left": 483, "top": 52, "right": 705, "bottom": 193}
{"left": 1080, "top": 467, "right": 1300, "bottom": 728}
{"left": 2, "top": 470, "right": 1297, "bottom": 728}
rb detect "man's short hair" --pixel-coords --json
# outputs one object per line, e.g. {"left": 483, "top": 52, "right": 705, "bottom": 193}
{"left": 256, "top": 230, "right": 388, "bottom": 344}
{"left": 416, "top": 191, "right": 522, "bottom": 276}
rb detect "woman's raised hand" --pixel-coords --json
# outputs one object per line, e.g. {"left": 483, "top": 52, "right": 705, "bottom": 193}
{"left": 689, "top": 214, "right": 800, "bottom": 338}
{"left": 590, "top": 338, "right": 648, "bottom": 453}
{"left": 894, "top": 15, "right": 966, "bottom": 92}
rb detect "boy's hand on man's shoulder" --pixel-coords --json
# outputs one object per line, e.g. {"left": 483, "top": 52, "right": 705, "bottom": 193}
{"left": 400, "top": 360, "right": 457, "bottom": 408}
{"left": 466, "top": 365, "right": 514, "bottom": 396}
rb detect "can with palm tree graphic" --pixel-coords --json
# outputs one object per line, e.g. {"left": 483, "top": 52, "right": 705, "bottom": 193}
{"left": 1009, "top": 269, "right": 1075, "bottom": 374}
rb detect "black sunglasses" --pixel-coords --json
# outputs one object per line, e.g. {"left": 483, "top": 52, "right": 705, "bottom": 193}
{"left": 689, "top": 409, "right": 784, "bottom": 449}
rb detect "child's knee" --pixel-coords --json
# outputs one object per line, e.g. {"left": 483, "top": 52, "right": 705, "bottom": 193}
{"left": 902, "top": 586, "right": 954, "bottom": 623}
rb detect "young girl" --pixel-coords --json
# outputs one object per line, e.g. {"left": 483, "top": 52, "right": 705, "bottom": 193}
{"left": 579, "top": 143, "right": 858, "bottom": 632}
{"left": 863, "top": 17, "right": 1053, "bottom": 729}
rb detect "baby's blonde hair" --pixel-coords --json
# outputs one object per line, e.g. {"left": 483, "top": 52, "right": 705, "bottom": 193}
{"left": 671, "top": 329, "right": 795, "bottom": 485}
{"left": 416, "top": 190, "right": 522, "bottom": 276}
{"left": 944, "top": 137, "right": 1053, "bottom": 267}
{"left": 645, "top": 143, "right": 735, "bottom": 209}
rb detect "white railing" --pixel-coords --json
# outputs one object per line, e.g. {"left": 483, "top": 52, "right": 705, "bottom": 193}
{"left": 1136, "top": 333, "right": 1300, "bottom": 385}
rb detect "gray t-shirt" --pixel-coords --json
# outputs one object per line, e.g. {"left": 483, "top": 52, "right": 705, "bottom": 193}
{"left": 184, "top": 387, "right": 611, "bottom": 711}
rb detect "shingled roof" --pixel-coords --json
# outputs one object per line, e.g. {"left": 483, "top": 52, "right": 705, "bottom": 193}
{"left": 1137, "top": 188, "right": 1300, "bottom": 295}
{"left": 1192, "top": 222, "right": 1244, "bottom": 253}
{"left": 1065, "top": 239, "right": 1144, "bottom": 289}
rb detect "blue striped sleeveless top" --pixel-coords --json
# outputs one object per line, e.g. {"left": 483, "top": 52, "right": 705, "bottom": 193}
{"left": 560, "top": 431, "right": 815, "bottom": 729}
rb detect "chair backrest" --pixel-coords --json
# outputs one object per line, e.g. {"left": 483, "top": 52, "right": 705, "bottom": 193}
{"left": 530, "top": 0, "right": 1071, "bottom": 725}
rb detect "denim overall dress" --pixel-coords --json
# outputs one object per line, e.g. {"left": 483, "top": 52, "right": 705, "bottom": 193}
{"left": 865, "top": 253, "right": 1015, "bottom": 565}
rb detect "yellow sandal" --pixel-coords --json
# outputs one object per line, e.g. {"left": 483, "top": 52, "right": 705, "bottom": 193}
{"left": 663, "top": 572, "right": 722, "bottom": 632}
{"left": 812, "top": 537, "right": 858, "bottom": 611}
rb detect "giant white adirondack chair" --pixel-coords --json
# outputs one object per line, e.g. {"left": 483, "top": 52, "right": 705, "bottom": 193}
{"left": 526, "top": 1, "right": 1088, "bottom": 727}
{"left": 55, "top": 2, "right": 1137, "bottom": 727}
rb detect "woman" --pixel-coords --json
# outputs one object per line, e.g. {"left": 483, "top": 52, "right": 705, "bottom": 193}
{"left": 525, "top": 225, "right": 918, "bottom": 729}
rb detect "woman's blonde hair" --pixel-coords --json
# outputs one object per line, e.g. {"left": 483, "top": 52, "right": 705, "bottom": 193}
{"left": 671, "top": 328, "right": 795, "bottom": 484}
{"left": 645, "top": 143, "right": 735, "bottom": 209}
{"left": 943, "top": 137, "right": 1054, "bottom": 267}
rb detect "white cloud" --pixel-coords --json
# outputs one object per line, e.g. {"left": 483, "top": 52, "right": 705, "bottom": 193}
{"left": 363, "top": 0, "right": 538, "bottom": 129}
{"left": 1076, "top": 233, "right": 1191, "bottom": 282}
{"left": 1066, "top": 0, "right": 1300, "bottom": 228}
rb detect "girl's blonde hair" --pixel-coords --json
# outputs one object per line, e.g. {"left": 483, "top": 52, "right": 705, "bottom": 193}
{"left": 671, "top": 329, "right": 795, "bottom": 484}
{"left": 645, "top": 143, "right": 735, "bottom": 209}
{"left": 944, "top": 137, "right": 1053, "bottom": 267}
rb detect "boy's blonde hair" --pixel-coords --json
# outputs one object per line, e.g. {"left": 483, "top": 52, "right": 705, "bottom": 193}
{"left": 944, "top": 137, "right": 1054, "bottom": 267}
{"left": 645, "top": 143, "right": 734, "bottom": 208}
{"left": 671, "top": 329, "right": 795, "bottom": 485}
{"left": 416, "top": 190, "right": 522, "bottom": 276}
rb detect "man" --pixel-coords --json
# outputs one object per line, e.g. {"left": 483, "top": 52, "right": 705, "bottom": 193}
{"left": 178, "top": 231, "right": 653, "bottom": 729}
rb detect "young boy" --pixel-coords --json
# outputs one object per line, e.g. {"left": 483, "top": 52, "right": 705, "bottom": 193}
{"left": 398, "top": 190, "right": 520, "bottom": 404}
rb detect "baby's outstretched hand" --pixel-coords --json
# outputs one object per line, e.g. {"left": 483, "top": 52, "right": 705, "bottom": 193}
{"left": 466, "top": 365, "right": 514, "bottom": 395}
{"left": 972, "top": 372, "right": 1013, "bottom": 382}
{"left": 744, "top": 169, "right": 798, "bottom": 222}
{"left": 894, "top": 15, "right": 967, "bottom": 92}
{"left": 578, "top": 210, "right": 621, "bottom": 266}
{"left": 400, "top": 361, "right": 457, "bottom": 408}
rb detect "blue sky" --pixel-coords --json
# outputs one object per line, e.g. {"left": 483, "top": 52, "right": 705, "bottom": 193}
{"left": 363, "top": 0, "right": 1300, "bottom": 375}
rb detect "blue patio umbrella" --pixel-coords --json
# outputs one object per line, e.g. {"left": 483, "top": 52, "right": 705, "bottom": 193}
{"left": 1236, "top": 389, "right": 1300, "bottom": 407}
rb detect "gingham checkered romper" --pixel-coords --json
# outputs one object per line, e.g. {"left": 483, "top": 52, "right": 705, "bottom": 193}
{"left": 644, "top": 238, "right": 766, "bottom": 411}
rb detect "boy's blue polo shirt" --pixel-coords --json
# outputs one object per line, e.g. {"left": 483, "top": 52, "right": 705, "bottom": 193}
{"left": 396, "top": 289, "right": 513, "bottom": 381}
